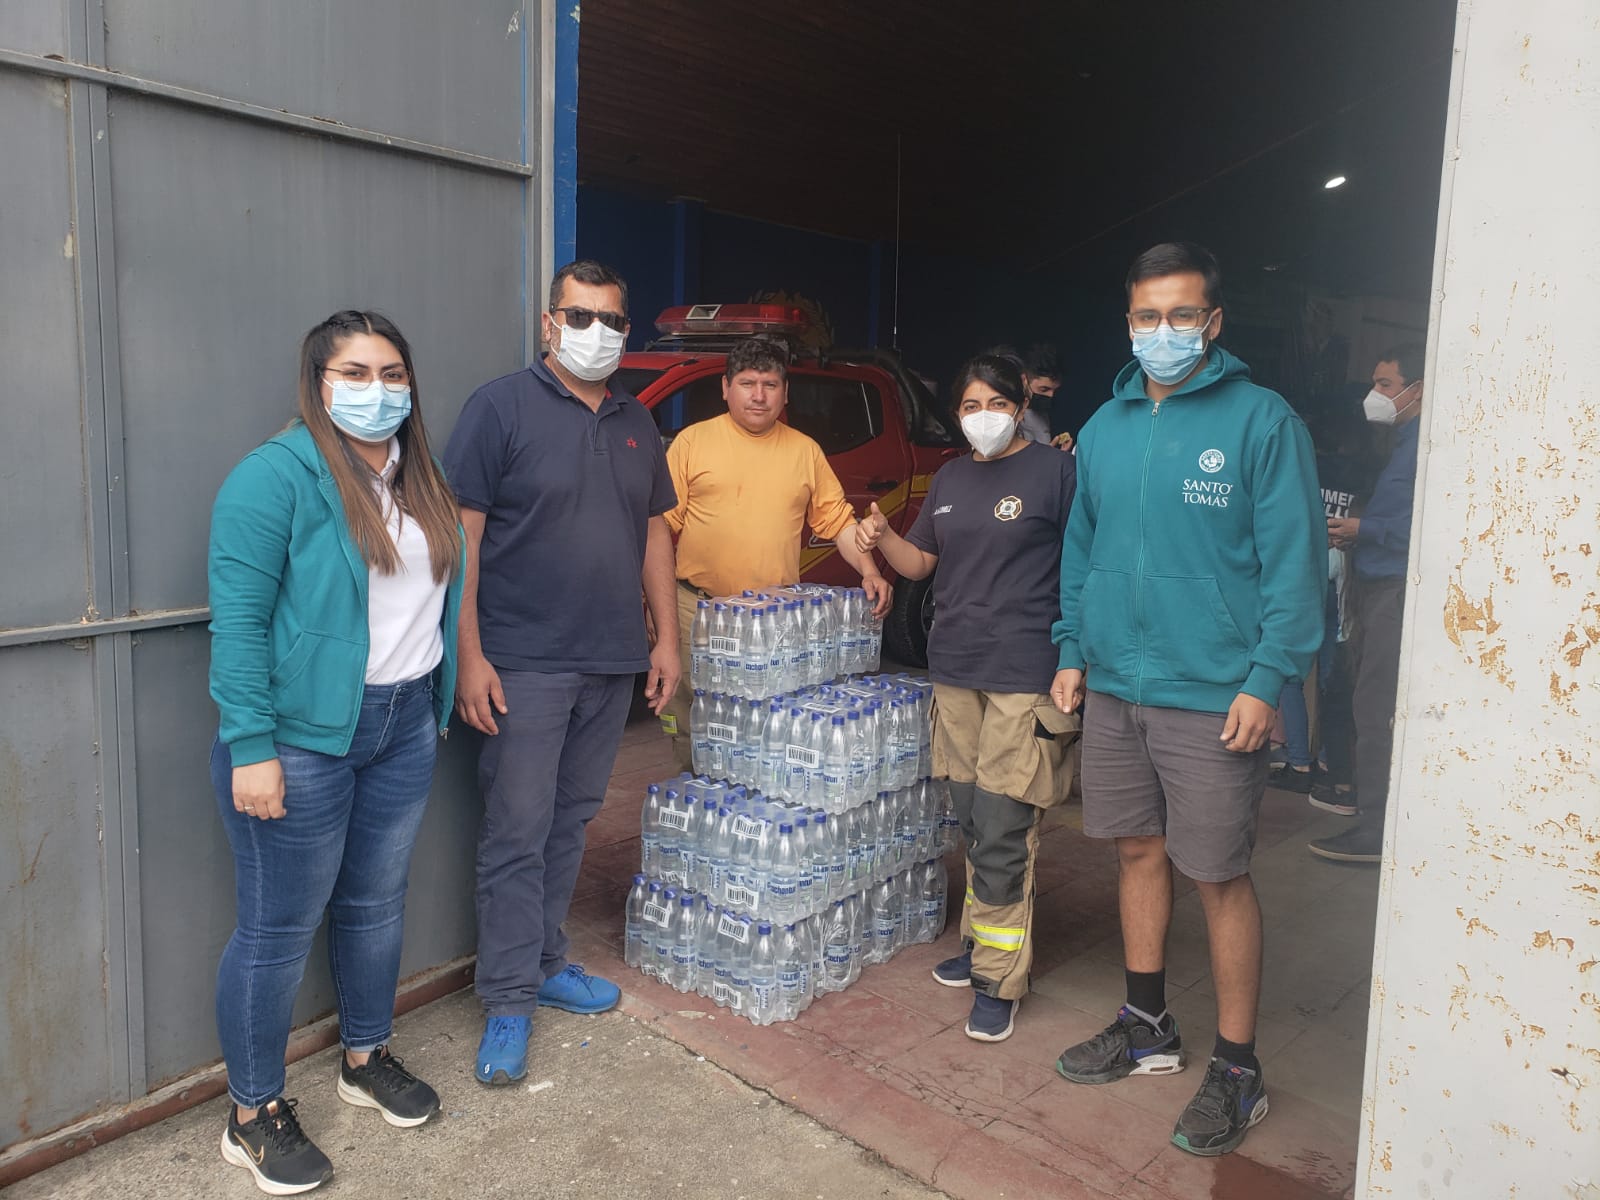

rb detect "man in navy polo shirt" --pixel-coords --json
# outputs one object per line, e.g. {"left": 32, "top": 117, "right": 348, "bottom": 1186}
{"left": 443, "top": 260, "right": 680, "bottom": 1085}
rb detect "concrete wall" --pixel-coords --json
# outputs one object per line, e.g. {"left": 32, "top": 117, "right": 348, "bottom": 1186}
{"left": 1360, "top": 2, "right": 1600, "bottom": 1194}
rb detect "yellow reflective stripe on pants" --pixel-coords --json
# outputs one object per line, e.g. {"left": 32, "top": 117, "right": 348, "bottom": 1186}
{"left": 970, "top": 922, "right": 1025, "bottom": 952}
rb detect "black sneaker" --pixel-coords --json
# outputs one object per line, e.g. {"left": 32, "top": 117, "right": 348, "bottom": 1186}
{"left": 1308, "top": 824, "right": 1382, "bottom": 863}
{"left": 337, "top": 1045, "right": 441, "bottom": 1127}
{"left": 1171, "top": 1057, "right": 1269, "bottom": 1156}
{"left": 931, "top": 949, "right": 972, "bottom": 988}
{"left": 1268, "top": 763, "right": 1315, "bottom": 794}
{"left": 1309, "top": 781, "right": 1358, "bottom": 817}
{"left": 219, "top": 1097, "right": 333, "bottom": 1196}
{"left": 1056, "top": 1006, "right": 1184, "bottom": 1084}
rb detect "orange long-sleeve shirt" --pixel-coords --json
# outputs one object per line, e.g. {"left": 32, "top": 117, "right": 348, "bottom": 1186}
{"left": 665, "top": 413, "right": 857, "bottom": 597}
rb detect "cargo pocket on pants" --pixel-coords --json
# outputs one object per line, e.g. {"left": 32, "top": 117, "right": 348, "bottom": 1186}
{"left": 1019, "top": 700, "right": 1081, "bottom": 809}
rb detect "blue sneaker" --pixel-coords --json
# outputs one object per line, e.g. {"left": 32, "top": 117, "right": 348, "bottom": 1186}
{"left": 536, "top": 964, "right": 620, "bottom": 1014}
{"left": 476, "top": 1016, "right": 530, "bottom": 1086}
{"left": 964, "top": 991, "right": 1018, "bottom": 1042}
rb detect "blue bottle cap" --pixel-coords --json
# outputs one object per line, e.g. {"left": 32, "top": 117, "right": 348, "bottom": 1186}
{"left": 779, "top": 822, "right": 794, "bottom": 834}
{"left": 832, "top": 715, "right": 845, "bottom": 726}
{"left": 633, "top": 873, "right": 647, "bottom": 885}
{"left": 681, "top": 893, "right": 696, "bottom": 907}
{"left": 757, "top": 922, "right": 773, "bottom": 936}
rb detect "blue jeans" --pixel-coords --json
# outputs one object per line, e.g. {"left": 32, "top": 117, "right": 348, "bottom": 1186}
{"left": 211, "top": 676, "right": 438, "bottom": 1108}
{"left": 474, "top": 670, "right": 634, "bottom": 1016}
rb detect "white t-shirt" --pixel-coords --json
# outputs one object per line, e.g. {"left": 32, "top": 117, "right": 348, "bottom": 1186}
{"left": 365, "top": 439, "right": 447, "bottom": 685}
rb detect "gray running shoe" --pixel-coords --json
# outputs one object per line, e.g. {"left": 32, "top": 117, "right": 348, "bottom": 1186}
{"left": 1055, "top": 1006, "right": 1184, "bottom": 1084}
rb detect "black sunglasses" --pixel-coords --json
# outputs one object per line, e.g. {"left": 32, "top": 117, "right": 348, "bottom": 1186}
{"left": 554, "top": 306, "right": 628, "bottom": 334}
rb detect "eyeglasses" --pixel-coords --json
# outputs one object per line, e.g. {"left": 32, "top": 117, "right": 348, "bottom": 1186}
{"left": 1127, "top": 306, "right": 1216, "bottom": 335}
{"left": 323, "top": 365, "right": 411, "bottom": 393}
{"left": 554, "top": 306, "right": 628, "bottom": 334}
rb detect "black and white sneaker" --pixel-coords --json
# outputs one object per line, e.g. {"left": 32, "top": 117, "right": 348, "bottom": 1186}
{"left": 220, "top": 1098, "right": 333, "bottom": 1196}
{"left": 1171, "top": 1057, "right": 1269, "bottom": 1156}
{"left": 337, "top": 1045, "right": 441, "bottom": 1128}
{"left": 1056, "top": 1006, "right": 1185, "bottom": 1084}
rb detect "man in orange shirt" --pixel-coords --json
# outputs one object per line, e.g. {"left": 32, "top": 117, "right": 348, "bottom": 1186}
{"left": 660, "top": 338, "right": 892, "bottom": 766}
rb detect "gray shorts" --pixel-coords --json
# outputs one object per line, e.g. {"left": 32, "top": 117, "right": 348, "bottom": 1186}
{"left": 1080, "top": 692, "right": 1269, "bottom": 882}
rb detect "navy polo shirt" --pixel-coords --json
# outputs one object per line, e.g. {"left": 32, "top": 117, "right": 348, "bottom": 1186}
{"left": 443, "top": 355, "right": 676, "bottom": 674}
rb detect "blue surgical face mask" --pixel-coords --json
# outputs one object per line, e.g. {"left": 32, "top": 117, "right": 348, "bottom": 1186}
{"left": 327, "top": 378, "right": 411, "bottom": 443}
{"left": 1130, "top": 321, "right": 1210, "bottom": 386}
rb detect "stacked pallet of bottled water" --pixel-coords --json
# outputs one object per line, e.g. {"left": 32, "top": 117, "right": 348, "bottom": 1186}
{"left": 627, "top": 673, "right": 960, "bottom": 1025}
{"left": 688, "top": 584, "right": 883, "bottom": 700}
{"left": 691, "top": 674, "right": 932, "bottom": 797}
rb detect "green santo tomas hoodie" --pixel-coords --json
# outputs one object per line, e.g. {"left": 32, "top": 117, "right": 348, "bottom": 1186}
{"left": 1052, "top": 347, "right": 1326, "bottom": 714}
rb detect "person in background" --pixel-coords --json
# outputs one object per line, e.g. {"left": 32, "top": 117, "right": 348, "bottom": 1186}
{"left": 857, "top": 353, "right": 1079, "bottom": 1044}
{"left": 444, "top": 260, "right": 680, "bottom": 1087}
{"left": 659, "top": 337, "right": 892, "bottom": 768}
{"left": 1310, "top": 346, "right": 1425, "bottom": 863}
{"left": 208, "top": 310, "right": 464, "bottom": 1194}
{"left": 1020, "top": 344, "right": 1062, "bottom": 444}
{"left": 1050, "top": 242, "right": 1323, "bottom": 1158}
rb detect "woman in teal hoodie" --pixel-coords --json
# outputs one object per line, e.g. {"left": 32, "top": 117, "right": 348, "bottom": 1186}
{"left": 208, "top": 311, "right": 464, "bottom": 1195}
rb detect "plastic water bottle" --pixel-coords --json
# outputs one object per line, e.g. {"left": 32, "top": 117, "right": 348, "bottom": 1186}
{"left": 917, "top": 858, "right": 948, "bottom": 945}
{"left": 845, "top": 709, "right": 871, "bottom": 804}
{"left": 654, "top": 886, "right": 681, "bottom": 978}
{"left": 689, "top": 690, "right": 710, "bottom": 774}
{"left": 742, "top": 604, "right": 769, "bottom": 699}
{"left": 823, "top": 811, "right": 849, "bottom": 903}
{"left": 761, "top": 702, "right": 789, "bottom": 796}
{"left": 624, "top": 874, "right": 649, "bottom": 969}
{"left": 768, "top": 822, "right": 800, "bottom": 923}
{"left": 712, "top": 908, "right": 739, "bottom": 1008}
{"left": 709, "top": 602, "right": 731, "bottom": 690}
{"left": 936, "top": 780, "right": 961, "bottom": 853}
{"left": 793, "top": 816, "right": 816, "bottom": 916}
{"left": 695, "top": 898, "right": 720, "bottom": 998}
{"left": 658, "top": 789, "right": 685, "bottom": 885}
{"left": 821, "top": 900, "right": 853, "bottom": 993}
{"left": 864, "top": 595, "right": 883, "bottom": 671}
{"left": 805, "top": 597, "right": 829, "bottom": 688}
{"left": 690, "top": 599, "right": 712, "bottom": 689}
{"left": 641, "top": 880, "right": 667, "bottom": 977}
{"left": 784, "top": 602, "right": 809, "bottom": 694}
{"left": 822, "top": 715, "right": 849, "bottom": 810}
{"left": 670, "top": 892, "right": 698, "bottom": 992}
{"left": 867, "top": 877, "right": 901, "bottom": 965}
{"left": 640, "top": 785, "right": 663, "bottom": 877}
{"left": 746, "top": 817, "right": 775, "bottom": 914}
{"left": 894, "top": 790, "right": 916, "bottom": 869}
{"left": 728, "top": 914, "right": 754, "bottom": 1014}
{"left": 787, "top": 711, "right": 819, "bottom": 802}
{"left": 748, "top": 922, "right": 779, "bottom": 1025}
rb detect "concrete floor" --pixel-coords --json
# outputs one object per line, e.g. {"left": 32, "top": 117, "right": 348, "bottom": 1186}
{"left": 10, "top": 991, "right": 944, "bottom": 1200}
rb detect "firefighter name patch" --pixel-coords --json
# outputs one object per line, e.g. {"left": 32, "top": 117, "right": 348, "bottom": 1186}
{"left": 994, "top": 495, "right": 1023, "bottom": 521}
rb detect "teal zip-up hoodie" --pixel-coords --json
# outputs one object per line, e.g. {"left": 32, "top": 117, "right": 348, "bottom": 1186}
{"left": 208, "top": 423, "right": 465, "bottom": 766}
{"left": 1052, "top": 347, "right": 1324, "bottom": 714}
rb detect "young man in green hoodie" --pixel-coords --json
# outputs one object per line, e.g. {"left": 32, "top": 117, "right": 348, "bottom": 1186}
{"left": 1048, "top": 243, "right": 1324, "bottom": 1157}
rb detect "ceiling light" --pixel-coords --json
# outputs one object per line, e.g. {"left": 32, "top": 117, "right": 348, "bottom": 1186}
{"left": 1324, "top": 175, "right": 1347, "bottom": 190}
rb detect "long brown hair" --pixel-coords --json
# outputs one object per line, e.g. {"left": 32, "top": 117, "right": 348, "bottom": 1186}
{"left": 296, "top": 311, "right": 460, "bottom": 583}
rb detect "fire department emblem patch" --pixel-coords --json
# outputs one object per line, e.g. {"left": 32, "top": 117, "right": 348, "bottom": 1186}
{"left": 994, "top": 495, "right": 1023, "bottom": 521}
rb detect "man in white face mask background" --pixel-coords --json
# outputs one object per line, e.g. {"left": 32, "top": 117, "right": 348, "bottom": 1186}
{"left": 1311, "top": 345, "right": 1424, "bottom": 864}
{"left": 442, "top": 260, "right": 682, "bottom": 1085}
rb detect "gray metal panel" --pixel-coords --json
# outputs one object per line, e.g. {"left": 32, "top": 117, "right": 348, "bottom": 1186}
{"left": 0, "top": 0, "right": 66, "bottom": 56}
{"left": 0, "top": 71, "right": 93, "bottom": 629}
{"left": 104, "top": 0, "right": 527, "bottom": 162}
{"left": 131, "top": 628, "right": 483, "bottom": 1082}
{"left": 0, "top": 642, "right": 112, "bottom": 1146}
{"left": 107, "top": 94, "right": 528, "bottom": 613}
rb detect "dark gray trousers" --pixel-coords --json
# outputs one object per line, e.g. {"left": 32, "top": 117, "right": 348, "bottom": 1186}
{"left": 474, "top": 670, "right": 634, "bottom": 1015}
{"left": 1351, "top": 577, "right": 1407, "bottom": 820}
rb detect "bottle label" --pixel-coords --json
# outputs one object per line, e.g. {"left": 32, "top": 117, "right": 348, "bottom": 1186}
{"left": 658, "top": 808, "right": 691, "bottom": 832}
{"left": 708, "top": 723, "right": 737, "bottom": 743}
{"left": 768, "top": 878, "right": 797, "bottom": 898}
{"left": 672, "top": 946, "right": 695, "bottom": 967}
{"left": 643, "top": 902, "right": 669, "bottom": 926}
{"left": 785, "top": 744, "right": 821, "bottom": 768}
{"left": 778, "top": 967, "right": 803, "bottom": 988}
{"left": 924, "top": 900, "right": 943, "bottom": 921}
{"left": 733, "top": 815, "right": 763, "bottom": 839}
{"left": 709, "top": 636, "right": 741, "bottom": 655}
{"left": 717, "top": 913, "right": 750, "bottom": 941}
{"left": 723, "top": 884, "right": 757, "bottom": 911}
{"left": 875, "top": 918, "right": 897, "bottom": 940}
{"left": 825, "top": 943, "right": 852, "bottom": 966}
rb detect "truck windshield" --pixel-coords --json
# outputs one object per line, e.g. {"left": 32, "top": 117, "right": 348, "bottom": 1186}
{"left": 611, "top": 367, "right": 666, "bottom": 400}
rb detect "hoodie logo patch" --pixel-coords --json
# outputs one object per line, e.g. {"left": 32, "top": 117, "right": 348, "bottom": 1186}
{"left": 1198, "top": 449, "right": 1225, "bottom": 474}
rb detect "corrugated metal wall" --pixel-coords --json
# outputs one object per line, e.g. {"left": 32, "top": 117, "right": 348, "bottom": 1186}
{"left": 0, "top": 0, "right": 546, "bottom": 1149}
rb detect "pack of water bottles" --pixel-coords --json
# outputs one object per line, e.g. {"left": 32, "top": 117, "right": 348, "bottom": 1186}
{"left": 625, "top": 859, "right": 950, "bottom": 1026}
{"left": 690, "top": 674, "right": 933, "bottom": 804}
{"left": 689, "top": 585, "right": 884, "bottom": 700}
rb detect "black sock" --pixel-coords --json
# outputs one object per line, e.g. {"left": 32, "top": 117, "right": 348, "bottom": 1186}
{"left": 1214, "top": 1034, "right": 1260, "bottom": 1073}
{"left": 1124, "top": 969, "right": 1167, "bottom": 1024}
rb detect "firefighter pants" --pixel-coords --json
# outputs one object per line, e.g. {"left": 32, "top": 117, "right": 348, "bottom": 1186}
{"left": 932, "top": 684, "right": 1080, "bottom": 1002}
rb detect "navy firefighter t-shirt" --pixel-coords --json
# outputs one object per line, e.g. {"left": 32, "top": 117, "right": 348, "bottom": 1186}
{"left": 906, "top": 441, "right": 1076, "bottom": 694}
{"left": 443, "top": 356, "right": 676, "bottom": 674}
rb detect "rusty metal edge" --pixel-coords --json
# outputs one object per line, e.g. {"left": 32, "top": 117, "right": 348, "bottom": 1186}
{"left": 0, "top": 957, "right": 475, "bottom": 1189}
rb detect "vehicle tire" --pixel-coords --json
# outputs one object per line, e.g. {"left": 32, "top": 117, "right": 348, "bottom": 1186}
{"left": 883, "top": 571, "right": 934, "bottom": 669}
